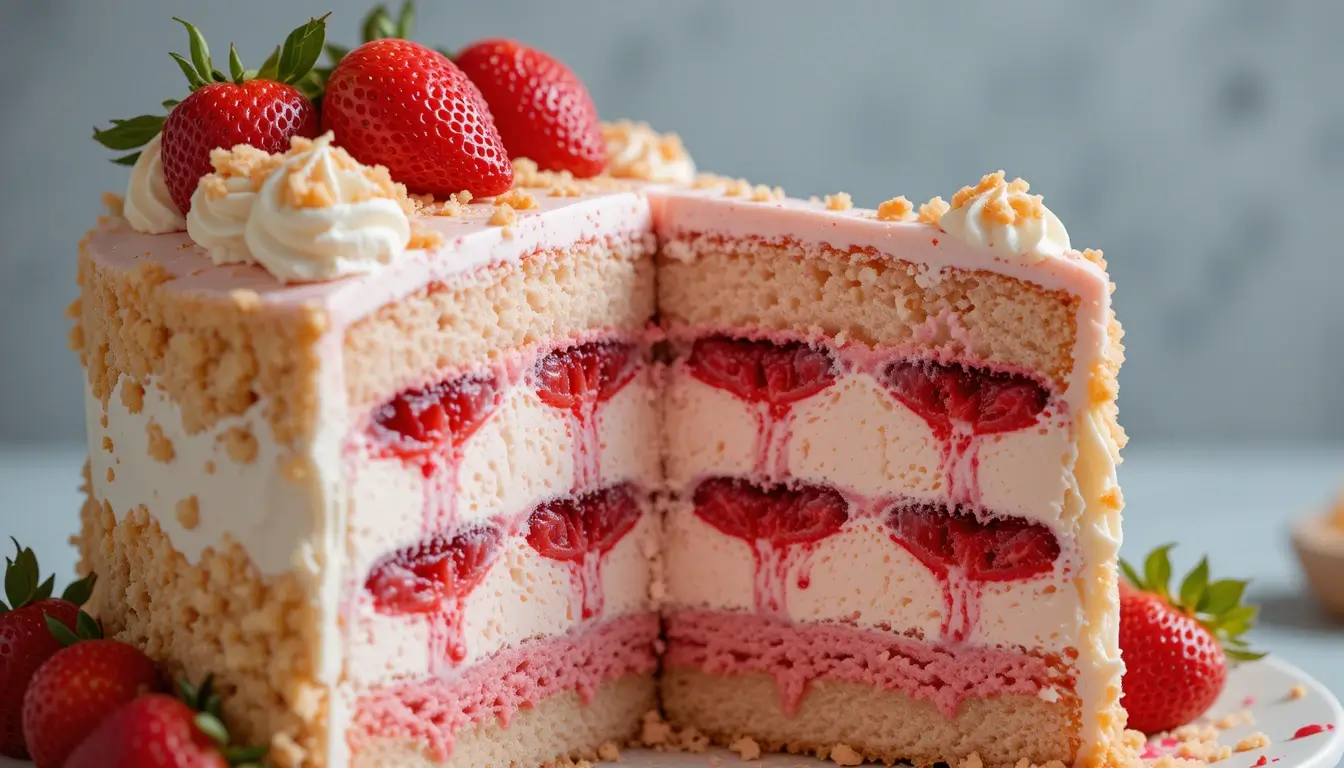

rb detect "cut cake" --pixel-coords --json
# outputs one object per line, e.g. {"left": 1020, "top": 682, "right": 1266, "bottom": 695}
{"left": 70, "top": 27, "right": 1128, "bottom": 768}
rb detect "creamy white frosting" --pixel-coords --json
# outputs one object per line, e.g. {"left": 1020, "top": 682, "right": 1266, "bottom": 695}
{"left": 244, "top": 135, "right": 411, "bottom": 283}
{"left": 186, "top": 173, "right": 256, "bottom": 264}
{"left": 939, "top": 174, "right": 1071, "bottom": 263}
{"left": 604, "top": 120, "right": 697, "bottom": 185}
{"left": 123, "top": 134, "right": 186, "bottom": 234}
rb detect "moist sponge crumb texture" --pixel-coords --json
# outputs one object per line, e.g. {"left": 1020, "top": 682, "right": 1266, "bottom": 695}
{"left": 75, "top": 463, "right": 328, "bottom": 768}
{"left": 663, "top": 669, "right": 1080, "bottom": 768}
{"left": 659, "top": 239, "right": 1080, "bottom": 389}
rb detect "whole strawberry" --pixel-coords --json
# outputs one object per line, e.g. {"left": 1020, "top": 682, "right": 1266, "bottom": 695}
{"left": 23, "top": 638, "right": 162, "bottom": 767}
{"left": 66, "top": 676, "right": 267, "bottom": 768}
{"left": 1119, "top": 545, "right": 1265, "bottom": 734}
{"left": 322, "top": 38, "right": 513, "bottom": 197}
{"left": 0, "top": 539, "right": 96, "bottom": 759}
{"left": 456, "top": 39, "right": 607, "bottom": 178}
{"left": 94, "top": 15, "right": 329, "bottom": 212}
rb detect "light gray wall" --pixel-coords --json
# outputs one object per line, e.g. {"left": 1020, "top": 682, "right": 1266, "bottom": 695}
{"left": 2, "top": 0, "right": 1341, "bottom": 444}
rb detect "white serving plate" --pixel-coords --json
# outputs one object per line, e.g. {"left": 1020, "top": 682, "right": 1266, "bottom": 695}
{"left": 4, "top": 656, "right": 1339, "bottom": 768}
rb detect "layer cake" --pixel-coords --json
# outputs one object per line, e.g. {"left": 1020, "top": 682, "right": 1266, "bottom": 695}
{"left": 71, "top": 29, "right": 1128, "bottom": 768}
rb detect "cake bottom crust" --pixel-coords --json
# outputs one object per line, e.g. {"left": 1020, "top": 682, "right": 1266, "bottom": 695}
{"left": 662, "top": 668, "right": 1080, "bottom": 768}
{"left": 352, "top": 674, "right": 656, "bottom": 768}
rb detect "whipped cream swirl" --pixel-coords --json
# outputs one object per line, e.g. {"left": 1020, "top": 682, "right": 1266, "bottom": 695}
{"left": 938, "top": 172, "right": 1070, "bottom": 263}
{"left": 187, "top": 164, "right": 260, "bottom": 265}
{"left": 124, "top": 134, "right": 186, "bottom": 234}
{"left": 603, "top": 120, "right": 696, "bottom": 185}
{"left": 186, "top": 134, "right": 411, "bottom": 283}
{"left": 246, "top": 135, "right": 410, "bottom": 283}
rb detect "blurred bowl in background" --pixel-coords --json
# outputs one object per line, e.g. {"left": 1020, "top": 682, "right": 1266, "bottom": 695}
{"left": 1292, "top": 502, "right": 1344, "bottom": 619}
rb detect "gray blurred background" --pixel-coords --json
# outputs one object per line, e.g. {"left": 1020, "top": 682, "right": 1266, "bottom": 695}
{"left": 2, "top": 0, "right": 1342, "bottom": 445}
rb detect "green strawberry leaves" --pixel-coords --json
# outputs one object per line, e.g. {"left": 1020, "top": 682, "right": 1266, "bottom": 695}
{"left": 178, "top": 674, "right": 268, "bottom": 767}
{"left": 1, "top": 537, "right": 96, "bottom": 614}
{"left": 276, "top": 14, "right": 330, "bottom": 86}
{"left": 94, "top": 13, "right": 329, "bottom": 161}
{"left": 44, "top": 609, "right": 102, "bottom": 647}
{"left": 1121, "top": 543, "right": 1267, "bottom": 664}
{"left": 362, "top": 1, "right": 416, "bottom": 43}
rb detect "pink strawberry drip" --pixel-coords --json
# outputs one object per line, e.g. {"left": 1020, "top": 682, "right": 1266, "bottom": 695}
{"left": 880, "top": 358, "right": 1049, "bottom": 505}
{"left": 664, "top": 611, "right": 1065, "bottom": 718}
{"left": 692, "top": 477, "right": 849, "bottom": 615}
{"left": 366, "top": 372, "right": 503, "bottom": 532}
{"left": 524, "top": 483, "right": 644, "bottom": 620}
{"left": 364, "top": 522, "right": 504, "bottom": 673}
{"left": 884, "top": 500, "right": 1060, "bottom": 643}
{"left": 532, "top": 340, "right": 640, "bottom": 492}
{"left": 685, "top": 336, "right": 838, "bottom": 481}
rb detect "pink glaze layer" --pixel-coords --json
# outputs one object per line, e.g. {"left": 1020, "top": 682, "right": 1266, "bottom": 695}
{"left": 664, "top": 611, "right": 1072, "bottom": 718}
{"left": 350, "top": 613, "right": 659, "bottom": 761}
{"left": 84, "top": 190, "right": 652, "bottom": 330}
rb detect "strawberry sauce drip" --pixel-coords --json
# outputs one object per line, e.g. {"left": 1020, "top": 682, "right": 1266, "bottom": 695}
{"left": 524, "top": 483, "right": 644, "bottom": 620}
{"left": 364, "top": 522, "right": 505, "bottom": 672}
{"left": 884, "top": 500, "right": 1060, "bottom": 643}
{"left": 533, "top": 341, "right": 640, "bottom": 492}
{"left": 367, "top": 372, "right": 503, "bottom": 531}
{"left": 692, "top": 477, "right": 850, "bottom": 615}
{"left": 880, "top": 358, "right": 1049, "bottom": 504}
{"left": 686, "top": 336, "right": 838, "bottom": 481}
{"left": 1291, "top": 723, "right": 1335, "bottom": 740}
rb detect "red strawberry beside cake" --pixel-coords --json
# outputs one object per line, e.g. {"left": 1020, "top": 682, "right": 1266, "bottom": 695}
{"left": 65, "top": 6, "right": 1139, "bottom": 768}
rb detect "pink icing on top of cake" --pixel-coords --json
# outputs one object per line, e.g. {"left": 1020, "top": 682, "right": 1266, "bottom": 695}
{"left": 350, "top": 613, "right": 659, "bottom": 760}
{"left": 663, "top": 610, "right": 1069, "bottom": 718}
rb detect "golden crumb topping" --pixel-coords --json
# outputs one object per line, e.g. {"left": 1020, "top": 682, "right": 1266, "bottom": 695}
{"left": 278, "top": 136, "right": 410, "bottom": 212}
{"left": 201, "top": 145, "right": 286, "bottom": 199}
{"left": 220, "top": 427, "right": 259, "bottom": 464}
{"left": 488, "top": 203, "right": 517, "bottom": 227}
{"left": 876, "top": 195, "right": 915, "bottom": 221}
{"left": 407, "top": 222, "right": 445, "bottom": 250}
{"left": 918, "top": 196, "right": 951, "bottom": 226}
{"left": 602, "top": 120, "right": 696, "bottom": 183}
{"left": 824, "top": 192, "right": 854, "bottom": 211}
{"left": 175, "top": 496, "right": 201, "bottom": 530}
{"left": 950, "top": 171, "right": 1045, "bottom": 228}
{"left": 512, "top": 157, "right": 628, "bottom": 196}
{"left": 102, "top": 192, "right": 125, "bottom": 217}
{"left": 146, "top": 420, "right": 175, "bottom": 464}
{"left": 494, "top": 189, "right": 538, "bottom": 210}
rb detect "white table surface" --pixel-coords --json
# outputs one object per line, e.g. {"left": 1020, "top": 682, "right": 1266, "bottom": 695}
{"left": 1, "top": 443, "right": 1341, "bottom": 699}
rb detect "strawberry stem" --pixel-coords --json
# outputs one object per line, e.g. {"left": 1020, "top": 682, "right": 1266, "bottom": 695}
{"left": 1122, "top": 544, "right": 1267, "bottom": 664}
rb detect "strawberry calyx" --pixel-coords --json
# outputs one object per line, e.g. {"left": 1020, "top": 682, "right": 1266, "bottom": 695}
{"left": 1120, "top": 544, "right": 1266, "bottom": 663}
{"left": 324, "top": 2, "right": 452, "bottom": 71}
{"left": 92, "top": 14, "right": 330, "bottom": 165}
{"left": 0, "top": 537, "right": 96, "bottom": 615}
{"left": 177, "top": 674, "right": 268, "bottom": 767}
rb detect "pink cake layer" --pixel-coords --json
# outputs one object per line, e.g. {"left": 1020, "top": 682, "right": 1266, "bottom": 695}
{"left": 663, "top": 611, "right": 1073, "bottom": 718}
{"left": 350, "top": 613, "right": 660, "bottom": 761}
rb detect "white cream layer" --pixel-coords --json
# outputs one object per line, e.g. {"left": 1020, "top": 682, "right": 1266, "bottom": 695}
{"left": 664, "top": 369, "right": 1076, "bottom": 528}
{"left": 663, "top": 506, "right": 1082, "bottom": 654}
{"left": 83, "top": 377, "right": 324, "bottom": 576}
{"left": 343, "top": 371, "right": 662, "bottom": 683}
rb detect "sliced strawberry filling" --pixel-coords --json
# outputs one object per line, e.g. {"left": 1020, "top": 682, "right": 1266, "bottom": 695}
{"left": 884, "top": 500, "right": 1060, "bottom": 642}
{"left": 685, "top": 336, "right": 838, "bottom": 480}
{"left": 692, "top": 477, "right": 849, "bottom": 615}
{"left": 525, "top": 483, "right": 645, "bottom": 620}
{"left": 532, "top": 340, "right": 641, "bottom": 491}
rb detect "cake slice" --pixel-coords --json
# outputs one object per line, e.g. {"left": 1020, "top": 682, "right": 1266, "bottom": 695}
{"left": 656, "top": 177, "right": 1128, "bottom": 768}
{"left": 72, "top": 138, "right": 662, "bottom": 767}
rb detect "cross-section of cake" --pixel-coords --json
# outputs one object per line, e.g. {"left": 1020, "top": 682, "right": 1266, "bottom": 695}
{"left": 657, "top": 179, "right": 1127, "bottom": 768}
{"left": 70, "top": 10, "right": 1128, "bottom": 768}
